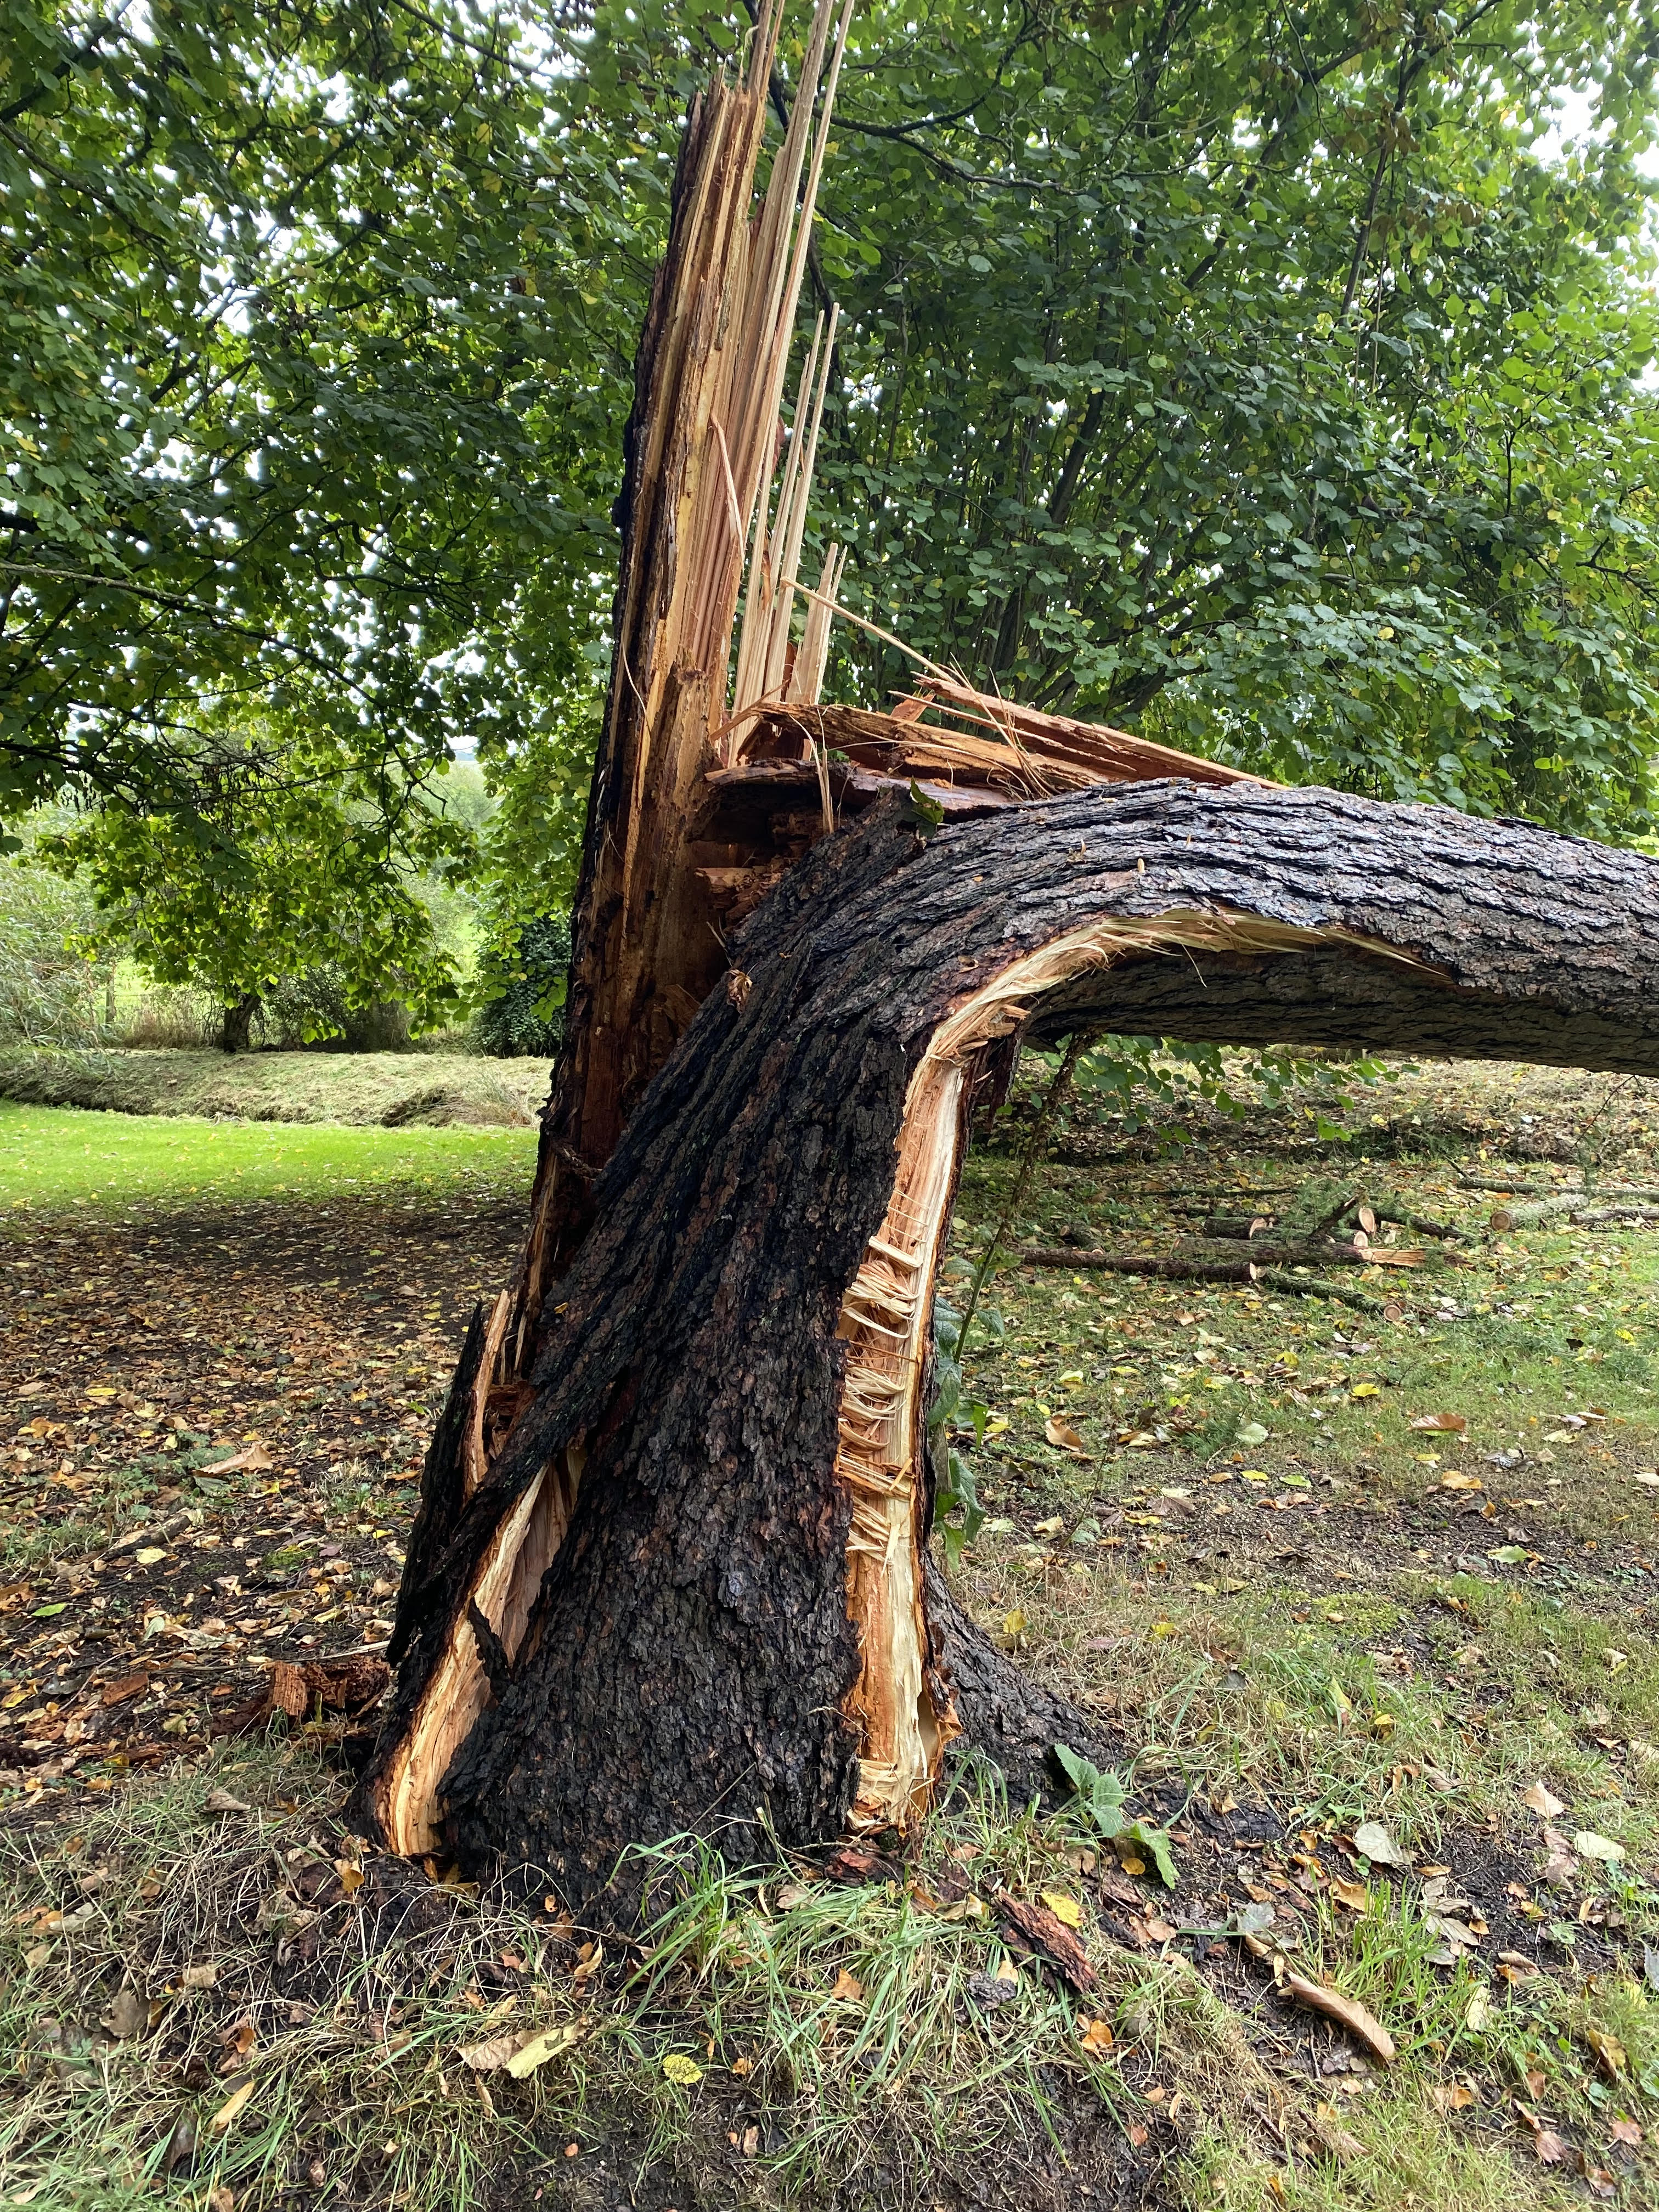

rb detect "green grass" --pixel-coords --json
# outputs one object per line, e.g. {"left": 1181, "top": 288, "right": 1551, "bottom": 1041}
{"left": 0, "top": 1102, "right": 538, "bottom": 1215}
{"left": 0, "top": 1046, "right": 551, "bottom": 1130}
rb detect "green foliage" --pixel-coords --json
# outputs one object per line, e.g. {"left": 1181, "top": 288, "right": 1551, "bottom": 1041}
{"left": 1065, "top": 1037, "right": 1394, "bottom": 1147}
{"left": 9, "top": 0, "right": 1659, "bottom": 970}
{"left": 473, "top": 911, "right": 571, "bottom": 1057}
{"left": 0, "top": 853, "right": 109, "bottom": 1044}
{"left": 0, "top": 0, "right": 640, "bottom": 906}
{"left": 806, "top": 0, "right": 1659, "bottom": 837}
{"left": 1052, "top": 1743, "right": 1178, "bottom": 1888}
{"left": 37, "top": 739, "right": 464, "bottom": 1037}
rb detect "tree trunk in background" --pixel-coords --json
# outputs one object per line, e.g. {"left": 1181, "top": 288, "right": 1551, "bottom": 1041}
{"left": 363, "top": 781, "right": 1659, "bottom": 1911}
{"left": 220, "top": 992, "right": 258, "bottom": 1054}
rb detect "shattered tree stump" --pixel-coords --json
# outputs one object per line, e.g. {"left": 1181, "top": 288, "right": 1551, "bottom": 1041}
{"left": 362, "top": 781, "right": 1659, "bottom": 1912}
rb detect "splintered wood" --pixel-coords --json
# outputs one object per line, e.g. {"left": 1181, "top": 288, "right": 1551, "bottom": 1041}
{"left": 376, "top": 1443, "right": 582, "bottom": 1855}
{"left": 834, "top": 1052, "right": 964, "bottom": 1832}
{"left": 831, "top": 902, "right": 1439, "bottom": 1831}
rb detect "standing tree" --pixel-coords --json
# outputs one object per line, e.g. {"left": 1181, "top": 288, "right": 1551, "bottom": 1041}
{"left": 363, "top": 2, "right": 1659, "bottom": 1910}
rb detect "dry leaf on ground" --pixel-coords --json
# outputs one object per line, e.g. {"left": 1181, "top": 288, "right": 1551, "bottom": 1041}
{"left": 1043, "top": 1417, "right": 1092, "bottom": 1458}
{"left": 1575, "top": 1832, "right": 1626, "bottom": 1864}
{"left": 1521, "top": 1781, "right": 1566, "bottom": 1819}
{"left": 208, "top": 2080, "right": 255, "bottom": 2134}
{"left": 1273, "top": 1963, "right": 1396, "bottom": 2063}
{"left": 1352, "top": 1820, "right": 1406, "bottom": 1867}
{"left": 506, "top": 2025, "right": 582, "bottom": 2079}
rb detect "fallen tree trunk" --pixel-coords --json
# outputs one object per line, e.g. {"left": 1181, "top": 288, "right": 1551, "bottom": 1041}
{"left": 362, "top": 780, "right": 1659, "bottom": 1910}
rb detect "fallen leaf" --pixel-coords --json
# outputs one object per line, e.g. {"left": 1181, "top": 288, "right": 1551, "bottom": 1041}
{"left": 1438, "top": 1470, "right": 1483, "bottom": 1491}
{"left": 773, "top": 1882, "right": 814, "bottom": 1912}
{"left": 506, "top": 2024, "right": 582, "bottom": 2079}
{"left": 1236, "top": 1420, "right": 1269, "bottom": 1447}
{"left": 205, "top": 1789, "right": 250, "bottom": 1814}
{"left": 335, "top": 1861, "right": 363, "bottom": 1896}
{"left": 1041, "top": 1891, "right": 1082, "bottom": 1928}
{"left": 1043, "top": 1417, "right": 1092, "bottom": 1459}
{"left": 1521, "top": 1782, "right": 1565, "bottom": 1819}
{"left": 1465, "top": 1987, "right": 1493, "bottom": 2032}
{"left": 1610, "top": 2118, "right": 1643, "bottom": 2148}
{"left": 1433, "top": 2081, "right": 1477, "bottom": 2111}
{"left": 200, "top": 1443, "right": 274, "bottom": 1475}
{"left": 831, "top": 1969, "right": 864, "bottom": 2003}
{"left": 1310, "top": 2103, "right": 1367, "bottom": 2161}
{"left": 1533, "top": 2129, "right": 1568, "bottom": 2166}
{"left": 1574, "top": 1832, "right": 1626, "bottom": 1864}
{"left": 208, "top": 2079, "right": 255, "bottom": 2134}
{"left": 207, "top": 2188, "right": 235, "bottom": 2212}
{"left": 1353, "top": 1820, "right": 1407, "bottom": 1867}
{"left": 181, "top": 1964, "right": 218, "bottom": 1990}
{"left": 104, "top": 1987, "right": 147, "bottom": 2039}
{"left": 1079, "top": 2016, "right": 1115, "bottom": 2055}
{"left": 1329, "top": 1877, "right": 1369, "bottom": 1912}
{"left": 460, "top": 2032, "right": 528, "bottom": 2073}
{"left": 1276, "top": 1967, "right": 1396, "bottom": 2063}
{"left": 1586, "top": 2027, "right": 1627, "bottom": 2079}
{"left": 661, "top": 2052, "right": 703, "bottom": 2085}
{"left": 101, "top": 1671, "right": 149, "bottom": 1706}
{"left": 1411, "top": 1413, "right": 1468, "bottom": 1433}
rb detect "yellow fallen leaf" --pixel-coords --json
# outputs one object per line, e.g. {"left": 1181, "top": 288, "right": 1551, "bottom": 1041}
{"left": 506, "top": 2024, "right": 582, "bottom": 2079}
{"left": 1329, "top": 1876, "right": 1369, "bottom": 1912}
{"left": 335, "top": 1861, "right": 363, "bottom": 1895}
{"left": 1586, "top": 2026, "right": 1627, "bottom": 2079}
{"left": 209, "top": 2079, "right": 256, "bottom": 2134}
{"left": 661, "top": 2052, "right": 703, "bottom": 2085}
{"left": 134, "top": 1547, "right": 167, "bottom": 1567}
{"left": 1574, "top": 1831, "right": 1626, "bottom": 1863}
{"left": 1350, "top": 1383, "right": 1381, "bottom": 1400}
{"left": 831, "top": 1968, "right": 864, "bottom": 2003}
{"left": 1002, "top": 1608, "right": 1026, "bottom": 1639}
{"left": 1041, "top": 1891, "right": 1082, "bottom": 1928}
{"left": 1438, "top": 1470, "right": 1483, "bottom": 1491}
{"left": 1410, "top": 1413, "right": 1468, "bottom": 1433}
{"left": 1079, "top": 2016, "right": 1115, "bottom": 2055}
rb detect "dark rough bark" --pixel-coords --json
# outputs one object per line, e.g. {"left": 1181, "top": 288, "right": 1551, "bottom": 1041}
{"left": 365, "top": 780, "right": 1659, "bottom": 1910}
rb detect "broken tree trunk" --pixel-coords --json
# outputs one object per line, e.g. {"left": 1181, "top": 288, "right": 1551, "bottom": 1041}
{"left": 363, "top": 781, "right": 1659, "bottom": 1909}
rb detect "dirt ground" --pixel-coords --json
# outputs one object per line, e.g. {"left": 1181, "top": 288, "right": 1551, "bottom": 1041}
{"left": 3, "top": 1058, "right": 1658, "bottom": 2211}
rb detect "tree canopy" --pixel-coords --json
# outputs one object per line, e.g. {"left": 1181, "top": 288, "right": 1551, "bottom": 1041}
{"left": 5, "top": 0, "right": 1658, "bottom": 1000}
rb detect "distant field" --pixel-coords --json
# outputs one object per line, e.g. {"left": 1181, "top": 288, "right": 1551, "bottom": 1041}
{"left": 0, "top": 1101, "right": 539, "bottom": 1214}
{"left": 0, "top": 1045, "right": 553, "bottom": 1128}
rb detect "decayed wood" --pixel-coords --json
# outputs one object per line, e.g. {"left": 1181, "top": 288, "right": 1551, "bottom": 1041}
{"left": 362, "top": 781, "right": 1659, "bottom": 1904}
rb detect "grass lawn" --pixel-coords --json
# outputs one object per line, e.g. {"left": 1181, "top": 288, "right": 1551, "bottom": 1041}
{"left": 0, "top": 1101, "right": 539, "bottom": 1214}
{"left": 3, "top": 1061, "right": 1659, "bottom": 2211}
